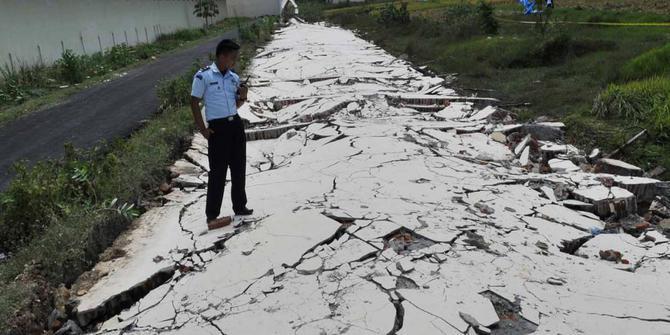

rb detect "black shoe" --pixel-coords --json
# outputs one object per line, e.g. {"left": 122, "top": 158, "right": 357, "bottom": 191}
{"left": 235, "top": 207, "right": 254, "bottom": 216}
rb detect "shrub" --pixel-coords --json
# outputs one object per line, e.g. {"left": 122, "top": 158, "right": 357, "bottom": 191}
{"left": 56, "top": 49, "right": 84, "bottom": 84}
{"left": 0, "top": 145, "right": 100, "bottom": 251}
{"left": 0, "top": 281, "right": 31, "bottom": 332}
{"left": 240, "top": 23, "right": 260, "bottom": 42}
{"left": 0, "top": 66, "right": 28, "bottom": 104}
{"left": 157, "top": 71, "right": 194, "bottom": 109}
{"left": 377, "top": 2, "right": 410, "bottom": 26}
{"left": 134, "top": 44, "right": 159, "bottom": 60}
{"left": 240, "top": 17, "right": 277, "bottom": 43}
{"left": 106, "top": 44, "right": 136, "bottom": 68}
{"left": 440, "top": 2, "right": 483, "bottom": 40}
{"left": 477, "top": 1, "right": 498, "bottom": 35}
{"left": 80, "top": 51, "right": 108, "bottom": 77}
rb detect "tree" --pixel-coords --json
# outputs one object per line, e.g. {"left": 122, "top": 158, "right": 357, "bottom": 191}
{"left": 193, "top": 0, "right": 220, "bottom": 28}
{"left": 477, "top": 1, "right": 498, "bottom": 35}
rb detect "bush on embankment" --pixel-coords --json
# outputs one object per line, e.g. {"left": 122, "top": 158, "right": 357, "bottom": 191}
{"left": 593, "top": 76, "right": 670, "bottom": 139}
{"left": 619, "top": 43, "right": 670, "bottom": 81}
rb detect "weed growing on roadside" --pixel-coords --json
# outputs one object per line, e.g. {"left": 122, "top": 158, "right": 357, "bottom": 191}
{"left": 240, "top": 17, "right": 277, "bottom": 43}
{"left": 157, "top": 63, "right": 200, "bottom": 109}
{"left": 0, "top": 62, "right": 53, "bottom": 104}
{"left": 0, "top": 66, "right": 27, "bottom": 104}
{"left": 57, "top": 49, "right": 84, "bottom": 84}
{"left": 107, "top": 44, "right": 136, "bottom": 68}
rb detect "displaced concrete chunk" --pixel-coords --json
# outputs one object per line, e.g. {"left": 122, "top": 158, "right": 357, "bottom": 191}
{"left": 514, "top": 134, "right": 531, "bottom": 156}
{"left": 573, "top": 186, "right": 637, "bottom": 217}
{"left": 548, "top": 158, "right": 580, "bottom": 173}
{"left": 595, "top": 158, "right": 643, "bottom": 176}
{"left": 612, "top": 175, "right": 660, "bottom": 202}
{"left": 523, "top": 122, "right": 565, "bottom": 141}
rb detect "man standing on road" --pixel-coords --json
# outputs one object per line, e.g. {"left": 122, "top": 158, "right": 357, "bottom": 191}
{"left": 190, "top": 39, "right": 253, "bottom": 230}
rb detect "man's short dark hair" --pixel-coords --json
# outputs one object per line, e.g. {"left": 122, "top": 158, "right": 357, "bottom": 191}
{"left": 216, "top": 39, "right": 240, "bottom": 56}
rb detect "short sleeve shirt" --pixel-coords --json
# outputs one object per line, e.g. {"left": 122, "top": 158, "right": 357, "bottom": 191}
{"left": 191, "top": 62, "right": 240, "bottom": 121}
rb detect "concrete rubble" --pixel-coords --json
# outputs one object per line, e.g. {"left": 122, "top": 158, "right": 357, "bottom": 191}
{"left": 69, "top": 21, "right": 670, "bottom": 335}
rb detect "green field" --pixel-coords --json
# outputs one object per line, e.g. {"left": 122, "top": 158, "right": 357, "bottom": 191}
{"left": 300, "top": 0, "right": 670, "bottom": 178}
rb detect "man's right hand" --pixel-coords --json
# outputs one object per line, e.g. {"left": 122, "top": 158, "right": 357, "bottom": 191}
{"left": 200, "top": 128, "right": 214, "bottom": 139}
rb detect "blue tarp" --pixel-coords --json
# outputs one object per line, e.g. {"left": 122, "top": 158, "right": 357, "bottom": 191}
{"left": 518, "top": 0, "right": 537, "bottom": 15}
{"left": 519, "top": 0, "right": 554, "bottom": 15}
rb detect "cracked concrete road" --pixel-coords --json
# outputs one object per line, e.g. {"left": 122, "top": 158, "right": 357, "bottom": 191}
{"left": 75, "top": 22, "right": 670, "bottom": 335}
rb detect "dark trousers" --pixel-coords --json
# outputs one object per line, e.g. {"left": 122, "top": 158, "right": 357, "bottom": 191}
{"left": 206, "top": 115, "right": 247, "bottom": 220}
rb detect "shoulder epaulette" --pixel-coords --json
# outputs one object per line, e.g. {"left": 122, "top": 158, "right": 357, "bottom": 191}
{"left": 198, "top": 66, "right": 211, "bottom": 73}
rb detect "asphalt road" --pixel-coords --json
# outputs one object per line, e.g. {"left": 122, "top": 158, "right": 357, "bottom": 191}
{"left": 0, "top": 30, "right": 237, "bottom": 190}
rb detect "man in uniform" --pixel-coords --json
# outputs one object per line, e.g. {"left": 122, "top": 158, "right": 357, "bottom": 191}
{"left": 190, "top": 39, "right": 253, "bottom": 230}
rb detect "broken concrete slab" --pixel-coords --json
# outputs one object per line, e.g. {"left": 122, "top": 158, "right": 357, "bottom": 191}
{"left": 514, "top": 134, "right": 531, "bottom": 156}
{"left": 523, "top": 122, "right": 565, "bottom": 141}
{"left": 595, "top": 158, "right": 644, "bottom": 176}
{"left": 519, "top": 146, "right": 531, "bottom": 166}
{"left": 80, "top": 21, "right": 670, "bottom": 335}
{"left": 612, "top": 175, "right": 660, "bottom": 202}
{"left": 562, "top": 199, "right": 595, "bottom": 212}
{"left": 572, "top": 186, "right": 637, "bottom": 217}
{"left": 433, "top": 101, "right": 473, "bottom": 120}
{"left": 548, "top": 158, "right": 580, "bottom": 173}
{"left": 576, "top": 233, "right": 649, "bottom": 269}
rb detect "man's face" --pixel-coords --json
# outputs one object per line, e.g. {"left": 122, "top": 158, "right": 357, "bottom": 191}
{"left": 217, "top": 50, "right": 239, "bottom": 69}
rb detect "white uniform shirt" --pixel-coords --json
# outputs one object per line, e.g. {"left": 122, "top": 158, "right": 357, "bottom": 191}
{"left": 191, "top": 62, "right": 240, "bottom": 121}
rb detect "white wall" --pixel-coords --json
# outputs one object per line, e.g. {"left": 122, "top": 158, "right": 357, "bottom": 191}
{"left": 0, "top": 0, "right": 280, "bottom": 69}
{"left": 227, "top": 0, "right": 282, "bottom": 17}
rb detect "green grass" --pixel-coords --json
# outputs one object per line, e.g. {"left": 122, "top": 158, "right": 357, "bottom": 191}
{"left": 0, "top": 18, "right": 247, "bottom": 127}
{"left": 0, "top": 282, "right": 28, "bottom": 328}
{"left": 620, "top": 43, "right": 670, "bottom": 80}
{"left": 0, "top": 19, "right": 274, "bottom": 333}
{"left": 313, "top": 0, "right": 670, "bottom": 177}
{"left": 593, "top": 77, "right": 670, "bottom": 135}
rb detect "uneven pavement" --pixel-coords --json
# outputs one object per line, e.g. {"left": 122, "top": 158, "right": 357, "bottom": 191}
{"left": 72, "top": 22, "right": 670, "bottom": 334}
{"left": 0, "top": 30, "right": 237, "bottom": 190}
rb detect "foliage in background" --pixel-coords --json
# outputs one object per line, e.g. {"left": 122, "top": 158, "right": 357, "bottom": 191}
{"left": 193, "top": 0, "right": 220, "bottom": 28}
{"left": 240, "top": 16, "right": 278, "bottom": 42}
{"left": 477, "top": 1, "right": 498, "bottom": 35}
{"left": 57, "top": 50, "right": 85, "bottom": 84}
{"left": 376, "top": 2, "right": 410, "bottom": 26}
{"left": 157, "top": 61, "right": 205, "bottom": 110}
